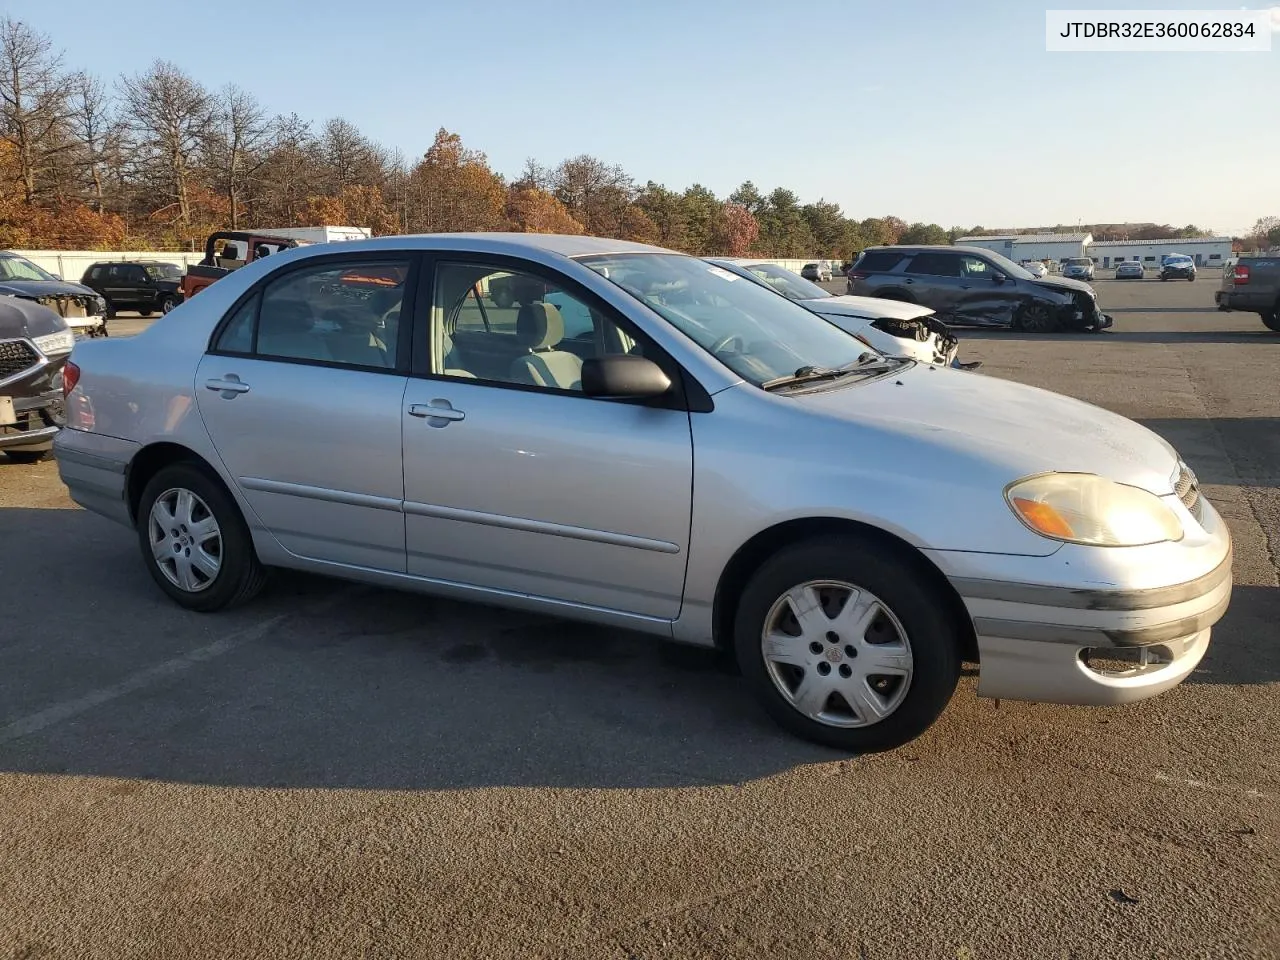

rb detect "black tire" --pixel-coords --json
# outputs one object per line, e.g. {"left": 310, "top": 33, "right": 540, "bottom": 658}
{"left": 136, "top": 462, "right": 267, "bottom": 612}
{"left": 733, "top": 535, "right": 961, "bottom": 753}
{"left": 139, "top": 309, "right": 154, "bottom": 317}
{"left": 1262, "top": 310, "right": 1280, "bottom": 333}
{"left": 160, "top": 296, "right": 177, "bottom": 313}
{"left": 1013, "top": 300, "right": 1060, "bottom": 333}
{"left": 103, "top": 301, "right": 117, "bottom": 320}
{"left": 1188, "top": 275, "right": 1195, "bottom": 282}
{"left": 4, "top": 447, "right": 52, "bottom": 464}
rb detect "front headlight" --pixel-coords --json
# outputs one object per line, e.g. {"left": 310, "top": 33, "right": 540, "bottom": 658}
{"left": 1005, "top": 473, "right": 1183, "bottom": 547}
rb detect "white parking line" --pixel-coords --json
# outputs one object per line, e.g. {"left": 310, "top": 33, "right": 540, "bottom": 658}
{"left": 0, "top": 587, "right": 357, "bottom": 744}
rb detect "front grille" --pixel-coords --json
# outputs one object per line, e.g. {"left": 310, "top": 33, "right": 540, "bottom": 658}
{"left": 0, "top": 338, "right": 40, "bottom": 379}
{"left": 1174, "top": 463, "right": 1202, "bottom": 520}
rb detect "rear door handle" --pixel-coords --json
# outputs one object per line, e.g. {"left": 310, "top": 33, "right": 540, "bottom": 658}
{"left": 205, "top": 376, "right": 251, "bottom": 396}
{"left": 408, "top": 400, "right": 465, "bottom": 424}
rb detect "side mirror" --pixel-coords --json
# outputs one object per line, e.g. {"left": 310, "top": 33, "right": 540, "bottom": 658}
{"left": 581, "top": 355, "right": 671, "bottom": 399}
{"left": 992, "top": 272, "right": 1007, "bottom": 283}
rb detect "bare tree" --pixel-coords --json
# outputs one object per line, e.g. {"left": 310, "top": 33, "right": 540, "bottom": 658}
{"left": 118, "top": 60, "right": 212, "bottom": 225}
{"left": 0, "top": 17, "right": 74, "bottom": 202}
{"left": 318, "top": 117, "right": 381, "bottom": 194}
{"left": 257, "top": 113, "right": 318, "bottom": 225}
{"left": 205, "top": 84, "right": 268, "bottom": 228}
{"left": 68, "top": 72, "right": 118, "bottom": 212}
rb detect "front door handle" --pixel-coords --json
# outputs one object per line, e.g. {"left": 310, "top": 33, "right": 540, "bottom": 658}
{"left": 205, "top": 376, "right": 251, "bottom": 396}
{"left": 408, "top": 400, "right": 465, "bottom": 425}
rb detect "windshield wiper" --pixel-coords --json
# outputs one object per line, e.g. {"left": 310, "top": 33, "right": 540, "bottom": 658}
{"left": 761, "top": 356, "right": 887, "bottom": 391}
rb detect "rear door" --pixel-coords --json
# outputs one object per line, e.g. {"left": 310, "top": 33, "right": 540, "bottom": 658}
{"left": 900, "top": 252, "right": 965, "bottom": 318}
{"left": 195, "top": 252, "right": 417, "bottom": 571}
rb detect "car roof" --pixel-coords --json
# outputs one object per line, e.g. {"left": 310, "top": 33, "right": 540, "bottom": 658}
{"left": 287, "top": 232, "right": 675, "bottom": 260}
{"left": 860, "top": 245, "right": 992, "bottom": 256}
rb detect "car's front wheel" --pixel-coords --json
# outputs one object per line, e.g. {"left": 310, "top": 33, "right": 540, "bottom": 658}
{"left": 734, "top": 536, "right": 961, "bottom": 752}
{"left": 1014, "top": 301, "right": 1060, "bottom": 333}
{"left": 160, "top": 295, "right": 177, "bottom": 313}
{"left": 136, "top": 463, "right": 266, "bottom": 612}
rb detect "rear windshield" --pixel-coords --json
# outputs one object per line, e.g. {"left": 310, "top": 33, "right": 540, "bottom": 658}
{"left": 1065, "top": 258, "right": 1093, "bottom": 266}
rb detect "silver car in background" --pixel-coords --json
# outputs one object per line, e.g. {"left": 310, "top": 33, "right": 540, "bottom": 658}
{"left": 1115, "top": 260, "right": 1146, "bottom": 279}
{"left": 1062, "top": 257, "right": 1096, "bottom": 281}
{"left": 55, "top": 234, "right": 1232, "bottom": 752}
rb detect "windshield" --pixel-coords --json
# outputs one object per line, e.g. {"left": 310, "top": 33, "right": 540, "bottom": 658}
{"left": 1065, "top": 257, "right": 1093, "bottom": 266}
{"left": 0, "top": 254, "right": 57, "bottom": 282}
{"left": 577, "top": 253, "right": 884, "bottom": 387}
{"left": 1165, "top": 255, "right": 1191, "bottom": 264}
{"left": 143, "top": 263, "right": 183, "bottom": 279}
{"left": 724, "top": 261, "right": 833, "bottom": 300}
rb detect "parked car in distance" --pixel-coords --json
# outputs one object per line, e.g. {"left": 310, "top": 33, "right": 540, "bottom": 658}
{"left": 0, "top": 297, "right": 75, "bottom": 462}
{"left": 0, "top": 250, "right": 107, "bottom": 338}
{"left": 706, "top": 257, "right": 966, "bottom": 367}
{"left": 847, "top": 245, "right": 1112, "bottom": 332}
{"left": 1061, "top": 257, "right": 1096, "bottom": 281}
{"left": 57, "top": 233, "right": 1228, "bottom": 753}
{"left": 1160, "top": 254, "right": 1197, "bottom": 281}
{"left": 800, "top": 262, "right": 833, "bottom": 282}
{"left": 1215, "top": 256, "right": 1280, "bottom": 331}
{"left": 1115, "top": 260, "right": 1146, "bottom": 279}
{"left": 1020, "top": 260, "right": 1048, "bottom": 278}
{"left": 81, "top": 260, "right": 185, "bottom": 317}
{"left": 179, "top": 230, "right": 303, "bottom": 301}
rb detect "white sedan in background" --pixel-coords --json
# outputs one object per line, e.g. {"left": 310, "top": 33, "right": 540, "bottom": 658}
{"left": 1020, "top": 260, "right": 1049, "bottom": 278}
{"left": 707, "top": 258, "right": 978, "bottom": 369}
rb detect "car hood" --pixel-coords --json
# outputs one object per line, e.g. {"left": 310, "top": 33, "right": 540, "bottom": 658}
{"left": 793, "top": 363, "right": 1179, "bottom": 494}
{"left": 805, "top": 295, "right": 935, "bottom": 321}
{"left": 1030, "top": 274, "right": 1094, "bottom": 297}
{"left": 0, "top": 296, "right": 69, "bottom": 338}
{"left": 0, "top": 278, "right": 100, "bottom": 299}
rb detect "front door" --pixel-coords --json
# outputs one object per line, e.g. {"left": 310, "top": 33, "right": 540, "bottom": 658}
{"left": 954, "top": 253, "right": 1023, "bottom": 326}
{"left": 401, "top": 259, "right": 694, "bottom": 620}
{"left": 195, "top": 254, "right": 416, "bottom": 571}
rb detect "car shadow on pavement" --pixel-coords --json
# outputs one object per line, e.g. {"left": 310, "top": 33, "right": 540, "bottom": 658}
{"left": 1187, "top": 584, "right": 1280, "bottom": 688}
{"left": 0, "top": 507, "right": 842, "bottom": 791}
{"left": 1138, "top": 418, "right": 1279, "bottom": 488}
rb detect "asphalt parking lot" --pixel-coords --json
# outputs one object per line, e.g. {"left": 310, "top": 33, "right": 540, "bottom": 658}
{"left": 2, "top": 273, "right": 1277, "bottom": 959}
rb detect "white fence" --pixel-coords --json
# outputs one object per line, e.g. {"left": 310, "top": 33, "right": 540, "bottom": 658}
{"left": 10, "top": 249, "right": 201, "bottom": 282}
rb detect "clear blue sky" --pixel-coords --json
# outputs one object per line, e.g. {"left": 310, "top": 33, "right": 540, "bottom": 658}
{"left": 9, "top": 0, "right": 1278, "bottom": 235}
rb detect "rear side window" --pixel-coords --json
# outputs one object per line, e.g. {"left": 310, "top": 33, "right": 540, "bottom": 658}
{"left": 853, "top": 251, "right": 906, "bottom": 273}
{"left": 904, "top": 253, "right": 961, "bottom": 278}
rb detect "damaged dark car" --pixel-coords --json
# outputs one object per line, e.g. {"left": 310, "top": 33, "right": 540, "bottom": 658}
{"left": 0, "top": 297, "right": 75, "bottom": 463}
{"left": 0, "top": 251, "right": 109, "bottom": 338}
{"left": 847, "top": 245, "right": 1112, "bottom": 333}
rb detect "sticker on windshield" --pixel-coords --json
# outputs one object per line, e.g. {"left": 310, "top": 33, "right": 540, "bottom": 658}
{"left": 706, "top": 266, "right": 739, "bottom": 282}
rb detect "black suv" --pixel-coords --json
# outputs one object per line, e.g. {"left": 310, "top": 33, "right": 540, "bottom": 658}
{"left": 80, "top": 260, "right": 184, "bottom": 317}
{"left": 0, "top": 297, "right": 74, "bottom": 463}
{"left": 847, "top": 245, "right": 1112, "bottom": 333}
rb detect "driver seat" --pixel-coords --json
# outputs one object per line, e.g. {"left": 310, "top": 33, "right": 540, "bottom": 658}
{"left": 509, "top": 302, "right": 581, "bottom": 390}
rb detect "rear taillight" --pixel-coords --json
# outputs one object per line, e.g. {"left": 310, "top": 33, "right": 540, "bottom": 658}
{"left": 62, "top": 360, "right": 80, "bottom": 398}
{"left": 1233, "top": 265, "right": 1250, "bottom": 285}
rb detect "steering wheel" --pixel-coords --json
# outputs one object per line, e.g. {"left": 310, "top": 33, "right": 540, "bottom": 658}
{"left": 709, "top": 334, "right": 745, "bottom": 356}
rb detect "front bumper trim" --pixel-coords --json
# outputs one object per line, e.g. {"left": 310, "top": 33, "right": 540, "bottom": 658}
{"left": 973, "top": 590, "right": 1230, "bottom": 648}
{"left": 950, "top": 550, "right": 1232, "bottom": 611}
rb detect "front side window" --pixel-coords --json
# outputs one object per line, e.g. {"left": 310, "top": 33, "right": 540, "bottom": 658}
{"left": 212, "top": 259, "right": 408, "bottom": 369}
{"left": 433, "top": 264, "right": 637, "bottom": 392}
{"left": 577, "top": 253, "right": 878, "bottom": 387}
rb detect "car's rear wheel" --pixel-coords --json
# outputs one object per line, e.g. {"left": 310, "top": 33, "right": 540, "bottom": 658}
{"left": 136, "top": 463, "right": 266, "bottom": 612}
{"left": 1014, "top": 301, "right": 1060, "bottom": 333}
{"left": 1262, "top": 309, "right": 1280, "bottom": 333}
{"left": 734, "top": 536, "right": 960, "bottom": 752}
{"left": 139, "top": 309, "right": 154, "bottom": 317}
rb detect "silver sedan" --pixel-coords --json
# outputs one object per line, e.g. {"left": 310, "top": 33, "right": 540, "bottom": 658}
{"left": 1115, "top": 260, "right": 1146, "bottom": 279}
{"left": 55, "top": 234, "right": 1232, "bottom": 752}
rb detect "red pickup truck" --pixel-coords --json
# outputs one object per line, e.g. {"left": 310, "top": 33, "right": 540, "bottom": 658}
{"left": 179, "top": 231, "right": 302, "bottom": 301}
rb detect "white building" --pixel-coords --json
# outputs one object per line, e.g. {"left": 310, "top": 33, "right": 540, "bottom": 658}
{"left": 954, "top": 233, "right": 1092, "bottom": 264}
{"left": 1086, "top": 237, "right": 1233, "bottom": 268}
